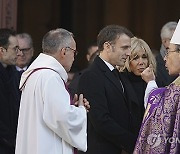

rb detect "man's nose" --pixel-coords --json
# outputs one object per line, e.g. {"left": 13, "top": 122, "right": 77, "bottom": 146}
{"left": 126, "top": 48, "right": 131, "bottom": 56}
{"left": 17, "top": 48, "right": 23, "bottom": 56}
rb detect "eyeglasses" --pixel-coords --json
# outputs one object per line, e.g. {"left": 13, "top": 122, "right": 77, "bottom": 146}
{"left": 19, "top": 47, "right": 32, "bottom": 54}
{"left": 3, "top": 46, "right": 20, "bottom": 53}
{"left": 65, "top": 47, "right": 78, "bottom": 56}
{"left": 165, "top": 50, "right": 180, "bottom": 57}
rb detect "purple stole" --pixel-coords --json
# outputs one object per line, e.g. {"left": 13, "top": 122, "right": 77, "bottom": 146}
{"left": 133, "top": 78, "right": 180, "bottom": 154}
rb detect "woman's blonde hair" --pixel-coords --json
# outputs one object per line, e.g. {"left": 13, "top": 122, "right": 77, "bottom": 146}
{"left": 120, "top": 37, "right": 156, "bottom": 74}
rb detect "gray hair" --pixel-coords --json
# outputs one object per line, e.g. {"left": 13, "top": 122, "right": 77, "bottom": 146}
{"left": 42, "top": 28, "right": 73, "bottom": 54}
{"left": 161, "top": 21, "right": 177, "bottom": 39}
{"left": 16, "top": 33, "right": 33, "bottom": 48}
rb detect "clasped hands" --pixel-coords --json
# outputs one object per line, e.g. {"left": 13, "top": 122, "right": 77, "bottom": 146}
{"left": 73, "top": 94, "right": 90, "bottom": 112}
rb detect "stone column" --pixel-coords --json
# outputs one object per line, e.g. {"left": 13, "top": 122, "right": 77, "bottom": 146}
{"left": 0, "top": 0, "right": 17, "bottom": 30}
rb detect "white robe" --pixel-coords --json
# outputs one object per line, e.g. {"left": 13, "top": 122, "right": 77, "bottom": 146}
{"left": 15, "top": 53, "right": 87, "bottom": 154}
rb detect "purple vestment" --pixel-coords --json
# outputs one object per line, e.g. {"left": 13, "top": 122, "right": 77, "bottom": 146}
{"left": 134, "top": 77, "right": 180, "bottom": 154}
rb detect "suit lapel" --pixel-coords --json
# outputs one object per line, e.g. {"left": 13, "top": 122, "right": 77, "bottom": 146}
{"left": 105, "top": 71, "right": 125, "bottom": 96}
{"left": 94, "top": 56, "right": 126, "bottom": 98}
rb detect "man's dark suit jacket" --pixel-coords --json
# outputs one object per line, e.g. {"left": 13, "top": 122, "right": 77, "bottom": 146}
{"left": 77, "top": 56, "right": 143, "bottom": 154}
{"left": 0, "top": 63, "right": 20, "bottom": 153}
{"left": 156, "top": 53, "right": 177, "bottom": 87}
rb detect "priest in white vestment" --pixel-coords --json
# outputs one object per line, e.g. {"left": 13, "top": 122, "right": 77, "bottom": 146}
{"left": 15, "top": 28, "right": 89, "bottom": 154}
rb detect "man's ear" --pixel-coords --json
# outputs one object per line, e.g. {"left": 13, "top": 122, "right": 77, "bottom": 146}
{"left": 162, "top": 38, "right": 170, "bottom": 49}
{"left": 104, "top": 42, "right": 111, "bottom": 49}
{"left": 86, "top": 54, "right": 90, "bottom": 61}
{"left": 59, "top": 47, "right": 66, "bottom": 58}
{"left": 0, "top": 47, "right": 5, "bottom": 55}
{"left": 103, "top": 42, "right": 112, "bottom": 53}
{"left": 0, "top": 47, "right": 4, "bottom": 58}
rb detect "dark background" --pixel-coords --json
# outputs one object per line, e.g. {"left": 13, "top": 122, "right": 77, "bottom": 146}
{"left": 17, "top": 0, "right": 180, "bottom": 71}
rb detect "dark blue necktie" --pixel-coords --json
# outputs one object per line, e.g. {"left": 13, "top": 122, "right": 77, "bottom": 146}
{"left": 19, "top": 70, "right": 24, "bottom": 76}
{"left": 112, "top": 69, "right": 125, "bottom": 93}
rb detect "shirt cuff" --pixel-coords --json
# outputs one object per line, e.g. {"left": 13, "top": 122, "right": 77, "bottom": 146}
{"left": 144, "top": 80, "right": 158, "bottom": 108}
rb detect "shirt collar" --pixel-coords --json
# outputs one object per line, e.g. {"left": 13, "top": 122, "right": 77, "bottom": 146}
{"left": 100, "top": 57, "right": 115, "bottom": 71}
{"left": 16, "top": 66, "right": 28, "bottom": 71}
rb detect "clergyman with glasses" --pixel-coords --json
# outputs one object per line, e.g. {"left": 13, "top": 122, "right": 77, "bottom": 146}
{"left": 0, "top": 28, "right": 23, "bottom": 154}
{"left": 133, "top": 20, "right": 180, "bottom": 154}
{"left": 15, "top": 28, "right": 90, "bottom": 154}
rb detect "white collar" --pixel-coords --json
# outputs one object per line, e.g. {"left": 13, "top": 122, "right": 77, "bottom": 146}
{"left": 16, "top": 66, "right": 28, "bottom": 71}
{"left": 100, "top": 57, "right": 115, "bottom": 71}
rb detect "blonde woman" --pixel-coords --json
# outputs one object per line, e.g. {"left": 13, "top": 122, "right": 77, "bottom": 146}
{"left": 125, "top": 37, "right": 156, "bottom": 74}
{"left": 119, "top": 37, "right": 156, "bottom": 139}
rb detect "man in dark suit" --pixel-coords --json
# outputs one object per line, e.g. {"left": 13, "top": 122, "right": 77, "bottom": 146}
{"left": 156, "top": 21, "right": 178, "bottom": 87}
{"left": 78, "top": 25, "right": 140, "bottom": 154}
{"left": 0, "top": 28, "right": 22, "bottom": 154}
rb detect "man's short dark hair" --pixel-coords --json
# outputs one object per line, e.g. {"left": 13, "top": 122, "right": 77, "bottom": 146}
{"left": 0, "top": 28, "right": 16, "bottom": 48}
{"left": 97, "top": 25, "right": 133, "bottom": 51}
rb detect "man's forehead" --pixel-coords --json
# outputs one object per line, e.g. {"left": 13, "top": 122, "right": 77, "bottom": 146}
{"left": 8, "top": 36, "right": 18, "bottom": 46}
{"left": 116, "top": 36, "right": 130, "bottom": 45}
{"left": 117, "top": 34, "right": 130, "bottom": 40}
{"left": 17, "top": 38, "right": 30, "bottom": 46}
{"left": 9, "top": 35, "right": 17, "bottom": 41}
